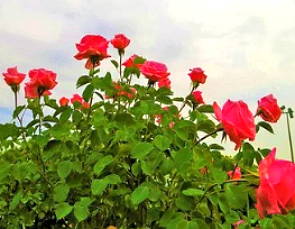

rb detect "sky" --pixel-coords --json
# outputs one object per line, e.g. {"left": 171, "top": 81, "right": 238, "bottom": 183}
{"left": 0, "top": 0, "right": 294, "bottom": 159}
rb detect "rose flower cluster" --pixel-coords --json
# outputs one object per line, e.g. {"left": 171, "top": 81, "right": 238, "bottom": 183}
{"left": 1, "top": 32, "right": 290, "bottom": 222}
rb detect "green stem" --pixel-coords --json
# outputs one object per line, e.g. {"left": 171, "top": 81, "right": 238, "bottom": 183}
{"left": 286, "top": 112, "right": 294, "bottom": 162}
{"left": 38, "top": 96, "right": 42, "bottom": 134}
{"left": 179, "top": 85, "right": 195, "bottom": 113}
{"left": 119, "top": 52, "right": 122, "bottom": 82}
{"left": 14, "top": 91, "right": 23, "bottom": 127}
{"left": 195, "top": 128, "right": 223, "bottom": 144}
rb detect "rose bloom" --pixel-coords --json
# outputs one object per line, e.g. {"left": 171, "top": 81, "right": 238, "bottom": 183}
{"left": 59, "top": 97, "right": 69, "bottom": 107}
{"left": 110, "top": 34, "right": 130, "bottom": 50}
{"left": 233, "top": 220, "right": 245, "bottom": 229}
{"left": 24, "top": 68, "right": 57, "bottom": 99}
{"left": 2, "top": 66, "right": 26, "bottom": 86}
{"left": 139, "top": 60, "right": 170, "bottom": 82}
{"left": 158, "top": 78, "right": 171, "bottom": 89}
{"left": 213, "top": 100, "right": 256, "bottom": 150}
{"left": 258, "top": 94, "right": 282, "bottom": 123}
{"left": 256, "top": 148, "right": 295, "bottom": 218}
{"left": 227, "top": 167, "right": 242, "bottom": 180}
{"left": 71, "top": 94, "right": 83, "bottom": 104}
{"left": 123, "top": 54, "right": 144, "bottom": 69}
{"left": 188, "top": 67, "right": 207, "bottom": 84}
{"left": 74, "top": 34, "right": 110, "bottom": 69}
{"left": 192, "top": 91, "right": 204, "bottom": 104}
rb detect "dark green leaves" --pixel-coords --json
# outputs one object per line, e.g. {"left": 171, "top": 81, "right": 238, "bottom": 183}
{"left": 131, "top": 142, "right": 154, "bottom": 160}
{"left": 131, "top": 185, "right": 150, "bottom": 206}
{"left": 256, "top": 121, "right": 274, "bottom": 134}
{"left": 57, "top": 161, "right": 73, "bottom": 179}
{"left": 55, "top": 203, "right": 73, "bottom": 220}
{"left": 153, "top": 135, "right": 171, "bottom": 151}
{"left": 93, "top": 155, "right": 113, "bottom": 175}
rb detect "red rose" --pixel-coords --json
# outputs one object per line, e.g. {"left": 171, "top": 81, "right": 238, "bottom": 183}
{"left": 59, "top": 97, "right": 69, "bottom": 107}
{"left": 227, "top": 167, "right": 242, "bottom": 180}
{"left": 188, "top": 67, "right": 207, "bottom": 84}
{"left": 158, "top": 78, "right": 171, "bottom": 89}
{"left": 213, "top": 100, "right": 256, "bottom": 150}
{"left": 71, "top": 94, "right": 83, "bottom": 104}
{"left": 192, "top": 91, "right": 204, "bottom": 104}
{"left": 110, "top": 34, "right": 130, "bottom": 50}
{"left": 123, "top": 54, "right": 144, "bottom": 69}
{"left": 139, "top": 61, "right": 170, "bottom": 82}
{"left": 24, "top": 68, "right": 57, "bottom": 99}
{"left": 2, "top": 66, "right": 26, "bottom": 86}
{"left": 256, "top": 148, "right": 295, "bottom": 218}
{"left": 258, "top": 94, "right": 282, "bottom": 123}
{"left": 74, "top": 35, "right": 110, "bottom": 69}
{"left": 82, "top": 101, "right": 90, "bottom": 109}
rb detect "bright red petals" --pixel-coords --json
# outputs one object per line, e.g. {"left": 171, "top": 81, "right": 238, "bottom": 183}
{"left": 188, "top": 67, "right": 207, "bottom": 84}
{"left": 110, "top": 34, "right": 130, "bottom": 50}
{"left": 256, "top": 148, "right": 295, "bottom": 218}
{"left": 59, "top": 97, "right": 69, "bottom": 107}
{"left": 2, "top": 66, "right": 26, "bottom": 86}
{"left": 74, "top": 34, "right": 110, "bottom": 69}
{"left": 227, "top": 167, "right": 242, "bottom": 180}
{"left": 213, "top": 100, "right": 256, "bottom": 150}
{"left": 140, "top": 60, "right": 170, "bottom": 82}
{"left": 192, "top": 91, "right": 204, "bottom": 104}
{"left": 24, "top": 68, "right": 57, "bottom": 99}
{"left": 258, "top": 94, "right": 282, "bottom": 123}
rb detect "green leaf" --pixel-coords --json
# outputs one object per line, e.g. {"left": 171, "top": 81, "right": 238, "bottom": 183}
{"left": 55, "top": 202, "right": 73, "bottom": 220}
{"left": 82, "top": 84, "right": 94, "bottom": 102}
{"left": 93, "top": 155, "right": 113, "bottom": 175}
{"left": 197, "top": 104, "right": 214, "bottom": 113}
{"left": 13, "top": 105, "right": 26, "bottom": 119}
{"left": 111, "top": 59, "right": 119, "bottom": 68}
{"left": 182, "top": 188, "right": 204, "bottom": 197}
{"left": 172, "top": 148, "right": 193, "bottom": 175}
{"left": 57, "top": 161, "right": 73, "bottom": 179}
{"left": 53, "top": 184, "right": 70, "bottom": 202}
{"left": 131, "top": 142, "right": 154, "bottom": 160}
{"left": 131, "top": 185, "right": 150, "bottom": 206}
{"left": 257, "top": 121, "right": 274, "bottom": 134}
{"left": 59, "top": 108, "right": 72, "bottom": 122}
{"left": 104, "top": 174, "right": 121, "bottom": 184}
{"left": 91, "top": 179, "right": 108, "bottom": 195}
{"left": 76, "top": 75, "right": 91, "bottom": 88}
{"left": 74, "top": 198, "right": 91, "bottom": 222}
{"left": 0, "top": 123, "right": 18, "bottom": 140}
{"left": 153, "top": 135, "right": 171, "bottom": 151}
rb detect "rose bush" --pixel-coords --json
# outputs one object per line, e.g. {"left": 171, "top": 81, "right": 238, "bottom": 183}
{"left": 0, "top": 33, "right": 294, "bottom": 229}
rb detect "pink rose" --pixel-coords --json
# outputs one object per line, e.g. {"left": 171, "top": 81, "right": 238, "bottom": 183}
{"left": 192, "top": 91, "right": 204, "bottom": 104}
{"left": 158, "top": 78, "right": 171, "bottom": 89}
{"left": 227, "top": 167, "right": 242, "bottom": 180}
{"left": 213, "top": 100, "right": 256, "bottom": 150}
{"left": 233, "top": 220, "right": 245, "bottom": 229}
{"left": 258, "top": 94, "right": 282, "bottom": 123}
{"left": 74, "top": 35, "right": 110, "bottom": 69}
{"left": 256, "top": 148, "right": 295, "bottom": 218}
{"left": 188, "top": 67, "right": 207, "bottom": 84}
{"left": 2, "top": 66, "right": 26, "bottom": 86}
{"left": 139, "top": 61, "right": 170, "bottom": 82}
{"left": 110, "top": 34, "right": 130, "bottom": 50}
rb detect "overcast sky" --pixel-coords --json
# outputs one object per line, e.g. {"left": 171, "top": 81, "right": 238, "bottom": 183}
{"left": 0, "top": 0, "right": 294, "bottom": 159}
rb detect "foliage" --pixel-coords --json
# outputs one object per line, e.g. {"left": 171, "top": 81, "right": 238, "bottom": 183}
{"left": 0, "top": 34, "right": 292, "bottom": 229}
